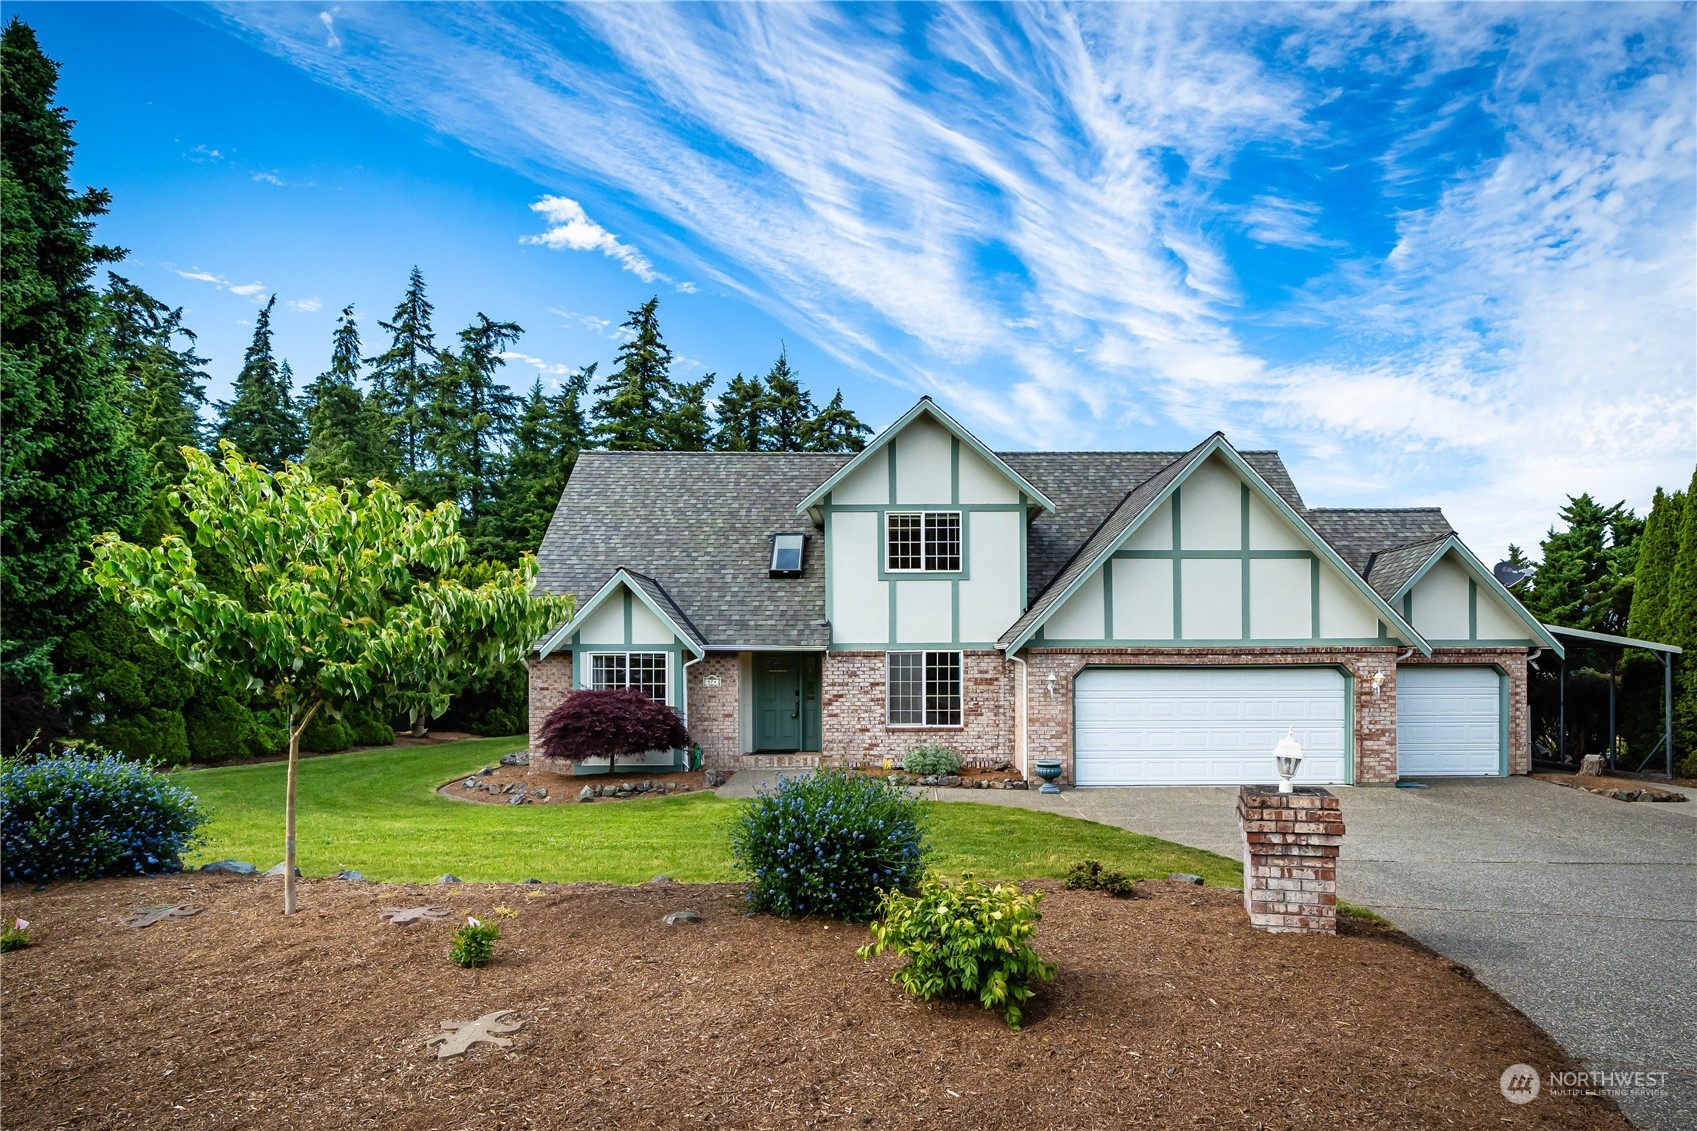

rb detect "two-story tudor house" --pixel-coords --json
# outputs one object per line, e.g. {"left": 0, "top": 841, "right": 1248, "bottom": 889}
{"left": 527, "top": 398, "right": 1560, "bottom": 786}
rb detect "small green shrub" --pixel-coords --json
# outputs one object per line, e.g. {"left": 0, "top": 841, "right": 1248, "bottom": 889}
{"left": 730, "top": 767, "right": 930, "bottom": 922}
{"left": 859, "top": 873, "right": 1056, "bottom": 1029}
{"left": 342, "top": 703, "right": 396, "bottom": 747}
{"left": 1, "top": 918, "right": 31, "bottom": 952}
{"left": 298, "top": 712, "right": 353, "bottom": 754}
{"left": 183, "top": 693, "right": 262, "bottom": 764}
{"left": 0, "top": 751, "right": 209, "bottom": 882}
{"left": 1064, "top": 859, "right": 1136, "bottom": 897}
{"left": 449, "top": 917, "right": 501, "bottom": 968}
{"left": 902, "top": 743, "right": 964, "bottom": 776}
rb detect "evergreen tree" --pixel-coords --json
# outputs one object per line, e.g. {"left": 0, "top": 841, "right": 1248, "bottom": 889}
{"left": 1668, "top": 467, "right": 1697, "bottom": 770}
{"left": 1627, "top": 485, "right": 1686, "bottom": 645}
{"left": 665, "top": 373, "right": 714, "bottom": 451}
{"left": 216, "top": 295, "right": 305, "bottom": 468}
{"left": 593, "top": 296, "right": 677, "bottom": 450}
{"left": 368, "top": 266, "right": 437, "bottom": 482}
{"left": 100, "top": 272, "right": 208, "bottom": 483}
{"left": 426, "top": 313, "right": 522, "bottom": 523}
{"left": 1, "top": 19, "right": 148, "bottom": 747}
{"left": 1500, "top": 543, "right": 1536, "bottom": 600}
{"left": 303, "top": 304, "right": 390, "bottom": 483}
{"left": 762, "top": 348, "right": 815, "bottom": 451}
{"left": 1526, "top": 494, "right": 1640, "bottom": 635}
{"left": 800, "top": 388, "right": 872, "bottom": 452}
{"left": 478, "top": 367, "right": 591, "bottom": 561}
{"left": 712, "top": 372, "right": 769, "bottom": 451}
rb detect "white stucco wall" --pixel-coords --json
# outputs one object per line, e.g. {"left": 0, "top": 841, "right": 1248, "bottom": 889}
{"left": 957, "top": 446, "right": 1019, "bottom": 504}
{"left": 1181, "top": 558, "right": 1241, "bottom": 638}
{"left": 828, "top": 510, "right": 888, "bottom": 644}
{"left": 629, "top": 600, "right": 672, "bottom": 645}
{"left": 1111, "top": 558, "right": 1173, "bottom": 639}
{"left": 1249, "top": 558, "right": 1312, "bottom": 639}
{"left": 1318, "top": 567, "right": 1380, "bottom": 638}
{"left": 1476, "top": 585, "right": 1532, "bottom": 639}
{"left": 894, "top": 418, "right": 952, "bottom": 504}
{"left": 1411, "top": 556, "right": 1471, "bottom": 640}
{"left": 895, "top": 579, "right": 953, "bottom": 643}
{"left": 1179, "top": 458, "right": 1241, "bottom": 550}
{"left": 576, "top": 598, "right": 626, "bottom": 645}
{"left": 959, "top": 509, "right": 1021, "bottom": 641}
{"left": 1047, "top": 570, "right": 1105, "bottom": 640}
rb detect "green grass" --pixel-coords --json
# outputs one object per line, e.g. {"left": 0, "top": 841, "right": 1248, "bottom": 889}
{"left": 177, "top": 738, "right": 1240, "bottom": 887}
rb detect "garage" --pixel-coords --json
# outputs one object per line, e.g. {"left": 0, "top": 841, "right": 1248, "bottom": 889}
{"left": 1073, "top": 667, "right": 1349, "bottom": 786}
{"left": 1396, "top": 666, "right": 1502, "bottom": 777}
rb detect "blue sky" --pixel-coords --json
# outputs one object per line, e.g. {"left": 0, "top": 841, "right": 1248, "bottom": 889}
{"left": 17, "top": 2, "right": 1695, "bottom": 555}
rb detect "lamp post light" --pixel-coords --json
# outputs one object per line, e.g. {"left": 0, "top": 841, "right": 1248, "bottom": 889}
{"left": 1273, "top": 727, "right": 1304, "bottom": 793}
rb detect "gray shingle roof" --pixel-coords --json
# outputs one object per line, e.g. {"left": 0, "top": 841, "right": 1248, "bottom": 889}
{"left": 1303, "top": 508, "right": 1454, "bottom": 573}
{"left": 536, "top": 451, "right": 850, "bottom": 649}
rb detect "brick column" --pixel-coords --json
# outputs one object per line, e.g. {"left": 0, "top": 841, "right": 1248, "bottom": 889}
{"left": 1236, "top": 786, "right": 1344, "bottom": 934}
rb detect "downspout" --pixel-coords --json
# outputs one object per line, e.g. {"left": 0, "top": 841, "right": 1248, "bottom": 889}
{"left": 682, "top": 653, "right": 704, "bottom": 770}
{"left": 1007, "top": 652, "right": 1029, "bottom": 780}
{"left": 1394, "top": 647, "right": 1416, "bottom": 663}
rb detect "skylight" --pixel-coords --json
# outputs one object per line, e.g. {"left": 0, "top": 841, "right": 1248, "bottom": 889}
{"left": 770, "top": 533, "right": 805, "bottom": 576}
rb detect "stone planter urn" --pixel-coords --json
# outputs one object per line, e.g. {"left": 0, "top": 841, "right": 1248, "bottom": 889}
{"left": 1033, "top": 758, "right": 1063, "bottom": 794}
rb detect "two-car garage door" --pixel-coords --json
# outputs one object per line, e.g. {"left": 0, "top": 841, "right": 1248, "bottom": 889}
{"left": 1074, "top": 668, "right": 1349, "bottom": 786}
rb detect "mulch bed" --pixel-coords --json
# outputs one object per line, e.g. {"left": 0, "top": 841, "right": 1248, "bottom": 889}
{"left": 1531, "top": 772, "right": 1689, "bottom": 803}
{"left": 441, "top": 764, "right": 711, "bottom": 804}
{"left": 0, "top": 877, "right": 1626, "bottom": 1130}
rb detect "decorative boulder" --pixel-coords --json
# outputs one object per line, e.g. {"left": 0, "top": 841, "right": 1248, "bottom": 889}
{"left": 199, "top": 859, "right": 257, "bottom": 875}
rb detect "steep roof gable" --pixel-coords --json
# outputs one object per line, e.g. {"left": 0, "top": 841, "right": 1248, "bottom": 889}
{"left": 537, "top": 568, "right": 707, "bottom": 658}
{"left": 1392, "top": 536, "right": 1563, "bottom": 656}
{"left": 796, "top": 398, "right": 1056, "bottom": 516}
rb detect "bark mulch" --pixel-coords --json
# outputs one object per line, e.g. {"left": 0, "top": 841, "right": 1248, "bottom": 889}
{"left": 0, "top": 876, "right": 1626, "bottom": 1130}
{"left": 1530, "top": 771, "right": 1689, "bottom": 803}
{"left": 441, "top": 764, "right": 711, "bottom": 804}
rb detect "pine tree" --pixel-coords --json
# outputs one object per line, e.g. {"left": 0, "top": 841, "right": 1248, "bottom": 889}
{"left": 478, "top": 367, "right": 591, "bottom": 561}
{"left": 762, "top": 348, "right": 815, "bottom": 451}
{"left": 1, "top": 18, "right": 148, "bottom": 747}
{"left": 426, "top": 313, "right": 522, "bottom": 523}
{"left": 99, "top": 272, "right": 208, "bottom": 483}
{"left": 665, "top": 373, "right": 714, "bottom": 451}
{"left": 368, "top": 266, "right": 437, "bottom": 481}
{"left": 1526, "top": 495, "right": 1640, "bottom": 634}
{"left": 303, "top": 304, "right": 390, "bottom": 483}
{"left": 712, "top": 372, "right": 769, "bottom": 451}
{"left": 593, "top": 296, "right": 677, "bottom": 450}
{"left": 800, "top": 388, "right": 872, "bottom": 452}
{"left": 1667, "top": 467, "right": 1697, "bottom": 770}
{"left": 1627, "top": 485, "right": 1686, "bottom": 645}
{"left": 216, "top": 296, "right": 305, "bottom": 468}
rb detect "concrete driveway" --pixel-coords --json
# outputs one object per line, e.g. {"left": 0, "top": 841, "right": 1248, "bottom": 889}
{"left": 721, "top": 770, "right": 1695, "bottom": 1129}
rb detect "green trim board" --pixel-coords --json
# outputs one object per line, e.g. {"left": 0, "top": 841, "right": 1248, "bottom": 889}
{"left": 1035, "top": 637, "right": 1396, "bottom": 648}
{"left": 998, "top": 435, "right": 1430, "bottom": 655}
{"left": 797, "top": 397, "right": 1057, "bottom": 516}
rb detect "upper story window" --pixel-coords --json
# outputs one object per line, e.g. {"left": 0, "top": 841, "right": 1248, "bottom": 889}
{"left": 887, "top": 511, "right": 961, "bottom": 572}
{"left": 590, "top": 652, "right": 669, "bottom": 703}
{"left": 769, "top": 532, "right": 806, "bottom": 576}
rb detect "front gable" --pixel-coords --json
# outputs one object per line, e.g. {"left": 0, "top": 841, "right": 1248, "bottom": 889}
{"left": 1007, "top": 442, "right": 1429, "bottom": 653}
{"left": 1399, "top": 539, "right": 1563, "bottom": 655}
{"left": 536, "top": 569, "right": 706, "bottom": 660}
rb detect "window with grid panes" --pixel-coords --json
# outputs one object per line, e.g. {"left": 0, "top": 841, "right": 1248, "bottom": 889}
{"left": 885, "top": 511, "right": 961, "bottom": 572}
{"left": 887, "top": 651, "right": 962, "bottom": 726}
{"left": 589, "top": 652, "right": 669, "bottom": 702}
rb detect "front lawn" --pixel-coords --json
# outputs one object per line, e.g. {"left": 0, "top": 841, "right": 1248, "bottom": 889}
{"left": 180, "top": 738, "right": 1240, "bottom": 886}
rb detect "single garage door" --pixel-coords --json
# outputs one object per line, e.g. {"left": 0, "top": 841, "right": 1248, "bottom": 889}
{"left": 1073, "top": 667, "right": 1349, "bottom": 786}
{"left": 1396, "top": 666, "right": 1502, "bottom": 777}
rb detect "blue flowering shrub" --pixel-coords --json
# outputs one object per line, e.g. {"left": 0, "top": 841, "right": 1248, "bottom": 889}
{"left": 729, "top": 768, "right": 930, "bottom": 921}
{"left": 0, "top": 751, "right": 209, "bottom": 882}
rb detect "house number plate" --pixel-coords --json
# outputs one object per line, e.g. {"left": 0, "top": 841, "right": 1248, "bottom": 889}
{"left": 703, "top": 675, "right": 722, "bottom": 687}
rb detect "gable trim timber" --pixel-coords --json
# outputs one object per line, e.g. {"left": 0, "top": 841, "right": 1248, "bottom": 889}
{"left": 1394, "top": 535, "right": 1564, "bottom": 657}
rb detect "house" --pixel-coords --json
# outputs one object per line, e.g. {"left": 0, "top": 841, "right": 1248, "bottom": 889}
{"left": 528, "top": 398, "right": 1560, "bottom": 786}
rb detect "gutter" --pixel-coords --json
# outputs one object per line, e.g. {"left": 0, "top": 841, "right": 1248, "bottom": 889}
{"left": 1007, "top": 653, "right": 1030, "bottom": 780}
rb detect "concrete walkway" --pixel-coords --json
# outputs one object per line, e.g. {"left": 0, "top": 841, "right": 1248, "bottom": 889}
{"left": 719, "top": 770, "right": 1696, "bottom": 1130}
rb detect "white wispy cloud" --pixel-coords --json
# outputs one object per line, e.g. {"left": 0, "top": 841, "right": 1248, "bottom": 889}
{"left": 286, "top": 297, "right": 323, "bottom": 313}
{"left": 521, "top": 195, "right": 696, "bottom": 293}
{"left": 319, "top": 10, "right": 340, "bottom": 50}
{"left": 200, "top": 2, "right": 1694, "bottom": 551}
{"left": 499, "top": 350, "right": 577, "bottom": 378}
{"left": 176, "top": 268, "right": 268, "bottom": 300}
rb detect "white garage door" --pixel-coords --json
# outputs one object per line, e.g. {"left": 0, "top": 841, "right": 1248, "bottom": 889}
{"left": 1073, "top": 667, "right": 1349, "bottom": 787}
{"left": 1396, "top": 666, "right": 1502, "bottom": 777}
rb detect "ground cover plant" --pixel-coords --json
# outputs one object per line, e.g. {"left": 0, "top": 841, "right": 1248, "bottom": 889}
{"left": 1064, "top": 858, "right": 1136, "bottom": 897}
{"left": 0, "top": 750, "right": 208, "bottom": 882}
{"left": 729, "top": 767, "right": 929, "bottom": 920}
{"left": 448, "top": 916, "right": 500, "bottom": 968}
{"left": 177, "top": 739, "right": 1241, "bottom": 887}
{"left": 859, "top": 872, "right": 1056, "bottom": 1028}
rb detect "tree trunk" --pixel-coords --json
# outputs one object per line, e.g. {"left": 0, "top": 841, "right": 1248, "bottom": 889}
{"left": 283, "top": 701, "right": 323, "bottom": 915}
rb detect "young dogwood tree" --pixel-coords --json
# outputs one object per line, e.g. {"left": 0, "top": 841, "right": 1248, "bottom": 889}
{"left": 89, "top": 443, "right": 573, "bottom": 913}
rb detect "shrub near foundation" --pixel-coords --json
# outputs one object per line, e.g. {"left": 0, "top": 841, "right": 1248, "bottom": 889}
{"left": 902, "top": 743, "right": 964, "bottom": 776}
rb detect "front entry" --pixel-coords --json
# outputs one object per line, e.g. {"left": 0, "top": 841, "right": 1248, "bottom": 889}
{"left": 753, "top": 652, "right": 822, "bottom": 752}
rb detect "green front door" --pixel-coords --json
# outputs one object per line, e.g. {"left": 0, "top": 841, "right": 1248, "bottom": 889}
{"left": 754, "top": 653, "right": 821, "bottom": 752}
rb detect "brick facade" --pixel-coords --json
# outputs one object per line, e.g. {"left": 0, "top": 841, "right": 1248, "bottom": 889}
{"left": 820, "top": 650, "right": 1016, "bottom": 767}
{"left": 1237, "top": 786, "right": 1344, "bottom": 934}
{"left": 684, "top": 653, "right": 742, "bottom": 770}
{"left": 526, "top": 653, "right": 573, "bottom": 753}
{"left": 1398, "top": 648, "right": 1532, "bottom": 775}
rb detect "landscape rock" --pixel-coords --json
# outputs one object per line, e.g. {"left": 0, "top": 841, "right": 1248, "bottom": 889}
{"left": 533, "top": 788, "right": 547, "bottom": 800}
{"left": 499, "top": 751, "right": 531, "bottom": 767}
{"left": 435, "top": 873, "right": 461, "bottom": 884}
{"left": 263, "top": 862, "right": 302, "bottom": 878}
{"left": 521, "top": 878, "right": 542, "bottom": 885}
{"left": 578, "top": 786, "right": 595, "bottom": 802}
{"left": 703, "top": 769, "right": 729, "bottom": 788}
{"left": 648, "top": 875, "right": 674, "bottom": 885}
{"left": 507, "top": 793, "right": 526, "bottom": 805}
{"left": 198, "top": 860, "right": 257, "bottom": 875}
{"left": 1577, "top": 754, "right": 1606, "bottom": 776}
{"left": 335, "top": 870, "right": 365, "bottom": 881}
{"left": 462, "top": 778, "right": 479, "bottom": 790}
{"left": 477, "top": 766, "right": 496, "bottom": 777}
{"left": 662, "top": 909, "right": 704, "bottom": 926}
{"left": 1169, "top": 873, "right": 1205, "bottom": 886}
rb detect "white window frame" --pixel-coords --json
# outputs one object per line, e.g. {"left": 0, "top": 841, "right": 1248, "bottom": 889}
{"left": 886, "top": 650, "right": 963, "bottom": 728}
{"left": 885, "top": 510, "right": 962, "bottom": 573}
{"left": 586, "top": 651, "right": 671, "bottom": 704}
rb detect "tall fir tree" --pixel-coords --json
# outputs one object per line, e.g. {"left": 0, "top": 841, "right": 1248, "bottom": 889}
{"left": 303, "top": 304, "right": 391, "bottom": 483}
{"left": 593, "top": 296, "right": 677, "bottom": 450}
{"left": 425, "top": 313, "right": 522, "bottom": 523}
{"left": 800, "top": 388, "right": 872, "bottom": 452}
{"left": 666, "top": 373, "right": 714, "bottom": 451}
{"left": 712, "top": 372, "right": 769, "bottom": 451}
{"left": 99, "top": 272, "right": 208, "bottom": 483}
{"left": 1, "top": 19, "right": 148, "bottom": 747}
{"left": 762, "top": 348, "right": 816, "bottom": 451}
{"left": 216, "top": 295, "right": 305, "bottom": 468}
{"left": 478, "top": 367, "right": 592, "bottom": 562}
{"left": 1627, "top": 485, "right": 1687, "bottom": 645}
{"left": 368, "top": 266, "right": 437, "bottom": 483}
{"left": 1526, "top": 494, "right": 1641, "bottom": 635}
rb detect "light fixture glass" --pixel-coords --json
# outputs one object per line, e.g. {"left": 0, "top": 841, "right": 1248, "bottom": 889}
{"left": 1273, "top": 727, "right": 1304, "bottom": 793}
